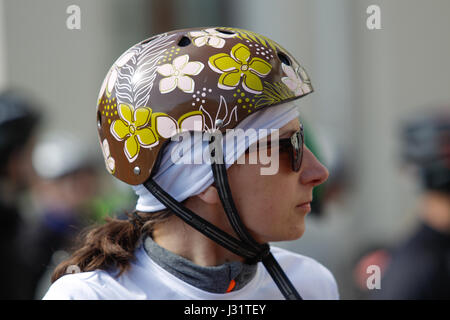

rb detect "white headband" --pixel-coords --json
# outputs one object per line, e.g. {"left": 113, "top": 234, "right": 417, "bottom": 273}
{"left": 133, "top": 100, "right": 301, "bottom": 212}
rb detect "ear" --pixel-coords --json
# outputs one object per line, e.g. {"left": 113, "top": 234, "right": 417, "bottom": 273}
{"left": 196, "top": 185, "right": 220, "bottom": 205}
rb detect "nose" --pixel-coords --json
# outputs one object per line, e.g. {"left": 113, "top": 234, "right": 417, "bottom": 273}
{"left": 299, "top": 146, "right": 329, "bottom": 187}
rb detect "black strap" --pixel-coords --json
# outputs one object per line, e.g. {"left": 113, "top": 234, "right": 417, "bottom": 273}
{"left": 262, "top": 252, "right": 303, "bottom": 300}
{"left": 144, "top": 179, "right": 265, "bottom": 261}
{"left": 211, "top": 160, "right": 262, "bottom": 250}
{"left": 208, "top": 133, "right": 261, "bottom": 249}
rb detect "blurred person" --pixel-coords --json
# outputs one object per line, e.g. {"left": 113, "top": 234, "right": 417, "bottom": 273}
{"left": 43, "top": 27, "right": 338, "bottom": 300}
{"left": 351, "top": 244, "right": 391, "bottom": 299}
{"left": 24, "top": 133, "right": 100, "bottom": 298}
{"left": 0, "top": 90, "right": 40, "bottom": 299}
{"left": 370, "top": 108, "right": 450, "bottom": 299}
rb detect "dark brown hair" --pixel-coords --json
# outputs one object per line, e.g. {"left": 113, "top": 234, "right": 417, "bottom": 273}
{"left": 51, "top": 209, "right": 174, "bottom": 283}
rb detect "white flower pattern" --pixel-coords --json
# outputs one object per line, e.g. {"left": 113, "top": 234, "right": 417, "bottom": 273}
{"left": 157, "top": 55, "right": 204, "bottom": 94}
{"left": 281, "top": 63, "right": 312, "bottom": 96}
{"left": 189, "top": 28, "right": 236, "bottom": 49}
{"left": 154, "top": 112, "right": 205, "bottom": 138}
{"left": 101, "top": 139, "right": 115, "bottom": 174}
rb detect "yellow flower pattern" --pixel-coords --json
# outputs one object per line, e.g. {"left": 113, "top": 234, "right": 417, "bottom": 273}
{"left": 110, "top": 104, "right": 158, "bottom": 162}
{"left": 208, "top": 43, "right": 272, "bottom": 94}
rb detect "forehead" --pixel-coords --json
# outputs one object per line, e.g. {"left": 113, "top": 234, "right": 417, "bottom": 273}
{"left": 279, "top": 118, "right": 301, "bottom": 134}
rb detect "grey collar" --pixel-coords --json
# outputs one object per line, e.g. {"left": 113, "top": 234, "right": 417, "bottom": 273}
{"left": 143, "top": 235, "right": 257, "bottom": 293}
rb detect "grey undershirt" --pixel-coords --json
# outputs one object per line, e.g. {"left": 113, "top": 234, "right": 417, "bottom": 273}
{"left": 143, "top": 236, "right": 257, "bottom": 293}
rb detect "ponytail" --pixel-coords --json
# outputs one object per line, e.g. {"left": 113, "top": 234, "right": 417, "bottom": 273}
{"left": 51, "top": 209, "right": 173, "bottom": 283}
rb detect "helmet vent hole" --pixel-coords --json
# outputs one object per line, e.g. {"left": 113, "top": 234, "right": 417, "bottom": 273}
{"left": 178, "top": 36, "right": 191, "bottom": 47}
{"left": 277, "top": 52, "right": 291, "bottom": 66}
{"left": 215, "top": 29, "right": 234, "bottom": 35}
{"left": 141, "top": 36, "right": 156, "bottom": 45}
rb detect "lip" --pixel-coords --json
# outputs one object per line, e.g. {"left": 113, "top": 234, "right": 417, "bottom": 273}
{"left": 296, "top": 200, "right": 312, "bottom": 208}
{"left": 296, "top": 201, "right": 311, "bottom": 211}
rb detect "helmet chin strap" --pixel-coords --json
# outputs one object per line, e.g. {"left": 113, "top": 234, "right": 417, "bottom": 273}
{"left": 142, "top": 133, "right": 302, "bottom": 300}
{"left": 143, "top": 178, "right": 264, "bottom": 262}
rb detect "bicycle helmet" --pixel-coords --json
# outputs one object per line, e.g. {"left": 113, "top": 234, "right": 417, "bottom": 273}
{"left": 96, "top": 27, "right": 314, "bottom": 299}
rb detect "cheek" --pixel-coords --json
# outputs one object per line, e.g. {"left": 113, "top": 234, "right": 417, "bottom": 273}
{"left": 228, "top": 165, "right": 293, "bottom": 226}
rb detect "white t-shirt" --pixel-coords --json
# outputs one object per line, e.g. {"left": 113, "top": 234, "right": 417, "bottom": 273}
{"left": 43, "top": 245, "right": 339, "bottom": 300}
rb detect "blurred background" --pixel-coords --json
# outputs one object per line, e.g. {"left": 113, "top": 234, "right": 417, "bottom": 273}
{"left": 0, "top": 0, "right": 449, "bottom": 299}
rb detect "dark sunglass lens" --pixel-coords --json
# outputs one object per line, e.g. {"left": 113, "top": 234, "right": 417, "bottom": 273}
{"left": 297, "top": 130, "right": 304, "bottom": 171}
{"left": 292, "top": 130, "right": 303, "bottom": 172}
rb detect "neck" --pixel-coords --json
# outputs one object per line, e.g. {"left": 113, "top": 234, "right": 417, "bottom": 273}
{"left": 420, "top": 191, "right": 450, "bottom": 234}
{"left": 151, "top": 202, "right": 244, "bottom": 266}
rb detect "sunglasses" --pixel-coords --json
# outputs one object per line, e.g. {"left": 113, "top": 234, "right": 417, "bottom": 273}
{"left": 245, "top": 126, "right": 304, "bottom": 172}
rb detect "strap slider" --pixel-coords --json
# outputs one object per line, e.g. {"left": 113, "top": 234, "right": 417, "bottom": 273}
{"left": 257, "top": 243, "right": 271, "bottom": 260}
{"left": 247, "top": 243, "right": 271, "bottom": 264}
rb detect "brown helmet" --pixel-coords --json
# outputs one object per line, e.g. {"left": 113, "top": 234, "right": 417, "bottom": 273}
{"left": 96, "top": 27, "right": 313, "bottom": 185}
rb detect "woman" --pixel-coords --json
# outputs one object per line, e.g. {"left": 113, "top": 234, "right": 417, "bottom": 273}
{"left": 43, "top": 27, "right": 338, "bottom": 300}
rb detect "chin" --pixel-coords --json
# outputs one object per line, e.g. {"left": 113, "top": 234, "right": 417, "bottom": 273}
{"left": 288, "top": 228, "right": 306, "bottom": 241}
{"left": 252, "top": 215, "right": 307, "bottom": 242}
{"left": 286, "top": 221, "right": 306, "bottom": 241}
{"left": 271, "top": 224, "right": 306, "bottom": 242}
